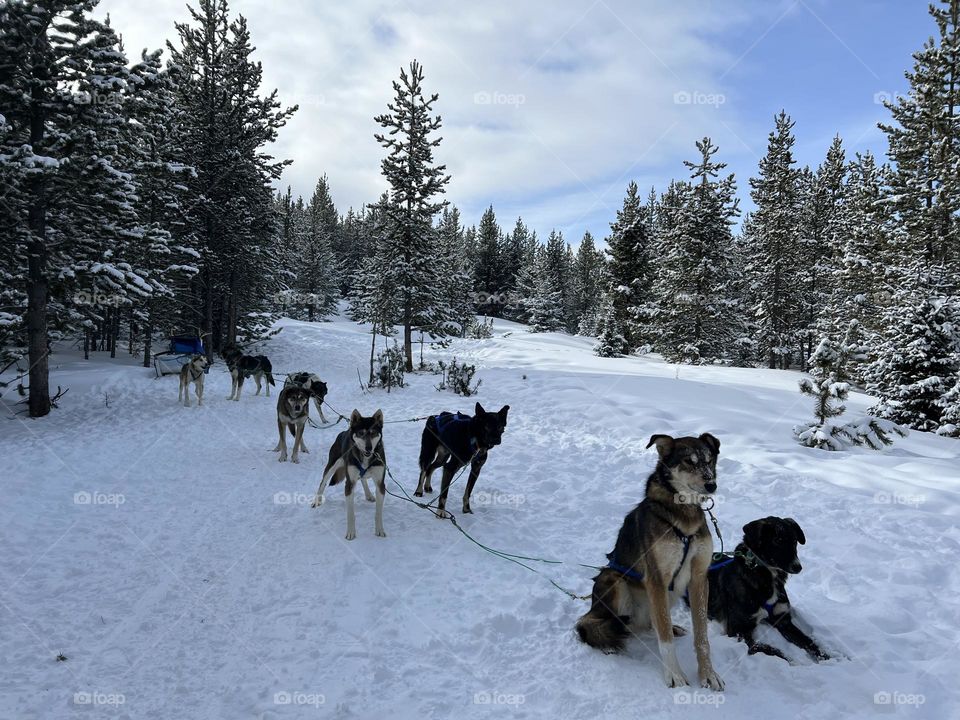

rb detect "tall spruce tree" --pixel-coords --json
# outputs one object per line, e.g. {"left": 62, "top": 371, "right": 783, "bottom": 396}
{"left": 299, "top": 175, "right": 339, "bottom": 320}
{"left": 473, "top": 205, "right": 504, "bottom": 316}
{"left": 745, "top": 111, "right": 804, "bottom": 369}
{"left": 373, "top": 60, "right": 451, "bottom": 370}
{"left": 606, "top": 181, "right": 652, "bottom": 348}
{"left": 653, "top": 138, "right": 739, "bottom": 364}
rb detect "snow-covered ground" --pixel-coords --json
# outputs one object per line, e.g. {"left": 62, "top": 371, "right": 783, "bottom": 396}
{"left": 1, "top": 313, "right": 958, "bottom": 719}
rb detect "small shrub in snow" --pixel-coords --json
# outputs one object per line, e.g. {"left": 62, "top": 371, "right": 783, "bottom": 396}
{"left": 372, "top": 342, "right": 405, "bottom": 390}
{"left": 466, "top": 317, "right": 494, "bottom": 339}
{"left": 436, "top": 358, "right": 481, "bottom": 396}
{"left": 794, "top": 327, "right": 906, "bottom": 451}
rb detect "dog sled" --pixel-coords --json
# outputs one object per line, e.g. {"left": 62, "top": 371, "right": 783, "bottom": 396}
{"left": 153, "top": 335, "right": 208, "bottom": 378}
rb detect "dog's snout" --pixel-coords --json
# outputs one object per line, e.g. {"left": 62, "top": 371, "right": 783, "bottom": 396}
{"left": 704, "top": 481, "right": 717, "bottom": 493}
{"left": 788, "top": 560, "right": 802, "bottom": 574}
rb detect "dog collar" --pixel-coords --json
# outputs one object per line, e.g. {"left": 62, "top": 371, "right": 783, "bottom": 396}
{"left": 736, "top": 547, "right": 763, "bottom": 570}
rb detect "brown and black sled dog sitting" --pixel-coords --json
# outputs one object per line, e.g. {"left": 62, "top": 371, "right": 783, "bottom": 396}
{"left": 575, "top": 432, "right": 725, "bottom": 691}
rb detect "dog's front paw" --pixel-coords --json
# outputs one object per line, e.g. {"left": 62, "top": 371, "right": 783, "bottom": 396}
{"left": 365, "top": 494, "right": 375, "bottom": 503}
{"left": 462, "top": 505, "right": 472, "bottom": 514}
{"left": 345, "top": 529, "right": 356, "bottom": 540}
{"left": 698, "top": 667, "right": 724, "bottom": 691}
{"left": 375, "top": 527, "right": 386, "bottom": 537}
{"left": 278, "top": 453, "right": 287, "bottom": 463}
{"left": 413, "top": 490, "right": 423, "bottom": 497}
{"left": 291, "top": 455, "right": 299, "bottom": 464}
{"left": 436, "top": 509, "right": 450, "bottom": 519}
{"left": 310, "top": 495, "right": 324, "bottom": 508}
{"left": 424, "top": 485, "right": 433, "bottom": 494}
{"left": 672, "top": 625, "right": 687, "bottom": 637}
{"left": 663, "top": 666, "right": 689, "bottom": 688}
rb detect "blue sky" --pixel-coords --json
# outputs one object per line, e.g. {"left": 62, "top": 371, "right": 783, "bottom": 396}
{"left": 100, "top": 0, "right": 934, "bottom": 245}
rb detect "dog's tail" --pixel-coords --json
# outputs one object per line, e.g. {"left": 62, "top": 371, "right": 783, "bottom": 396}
{"left": 266, "top": 371, "right": 275, "bottom": 387}
{"left": 575, "top": 569, "right": 630, "bottom": 652}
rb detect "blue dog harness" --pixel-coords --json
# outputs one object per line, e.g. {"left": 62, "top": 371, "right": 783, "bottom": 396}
{"left": 432, "top": 412, "right": 477, "bottom": 451}
{"left": 607, "top": 527, "right": 695, "bottom": 592}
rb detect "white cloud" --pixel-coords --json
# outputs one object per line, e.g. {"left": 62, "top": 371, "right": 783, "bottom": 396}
{"left": 99, "top": 0, "right": 769, "bottom": 241}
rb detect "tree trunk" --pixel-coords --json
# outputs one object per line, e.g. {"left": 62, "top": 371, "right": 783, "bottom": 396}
{"left": 203, "top": 268, "right": 214, "bottom": 360}
{"left": 143, "top": 308, "right": 153, "bottom": 369}
{"left": 110, "top": 308, "right": 118, "bottom": 359}
{"left": 84, "top": 329, "right": 90, "bottom": 361}
{"left": 369, "top": 323, "right": 377, "bottom": 386}
{"left": 26, "top": 230, "right": 50, "bottom": 417}
{"left": 403, "top": 316, "right": 413, "bottom": 372}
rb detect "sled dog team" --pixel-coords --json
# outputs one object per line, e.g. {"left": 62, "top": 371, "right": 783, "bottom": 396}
{"left": 177, "top": 345, "right": 830, "bottom": 690}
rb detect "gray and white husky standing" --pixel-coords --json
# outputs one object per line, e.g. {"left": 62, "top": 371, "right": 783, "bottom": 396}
{"left": 310, "top": 410, "right": 386, "bottom": 540}
{"left": 177, "top": 355, "right": 208, "bottom": 407}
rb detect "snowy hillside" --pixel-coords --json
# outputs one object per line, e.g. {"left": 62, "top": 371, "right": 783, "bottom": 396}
{"left": 1, "top": 314, "right": 958, "bottom": 719}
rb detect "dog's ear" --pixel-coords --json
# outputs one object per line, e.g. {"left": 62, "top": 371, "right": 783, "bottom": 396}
{"left": 698, "top": 433, "right": 720, "bottom": 456}
{"left": 372, "top": 409, "right": 383, "bottom": 427}
{"left": 742, "top": 518, "right": 769, "bottom": 548}
{"left": 784, "top": 517, "right": 806, "bottom": 545}
{"left": 475, "top": 402, "right": 486, "bottom": 416}
{"left": 350, "top": 409, "right": 361, "bottom": 425}
{"left": 646, "top": 434, "right": 674, "bottom": 459}
{"left": 498, "top": 405, "right": 510, "bottom": 425}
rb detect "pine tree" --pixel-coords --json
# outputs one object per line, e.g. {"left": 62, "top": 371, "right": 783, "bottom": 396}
{"left": 801, "top": 136, "right": 850, "bottom": 357}
{"left": 594, "top": 293, "right": 628, "bottom": 357}
{"left": 880, "top": 0, "right": 960, "bottom": 286}
{"left": 653, "top": 138, "right": 740, "bottom": 364}
{"left": 436, "top": 206, "right": 475, "bottom": 334}
{"left": 299, "top": 175, "right": 339, "bottom": 320}
{"left": 745, "top": 111, "right": 804, "bottom": 369}
{"left": 572, "top": 232, "right": 606, "bottom": 335}
{"left": 606, "top": 181, "right": 652, "bottom": 348}
{"left": 0, "top": 1, "right": 147, "bottom": 414}
{"left": 522, "top": 247, "right": 565, "bottom": 332}
{"left": 868, "top": 291, "right": 960, "bottom": 432}
{"left": 374, "top": 60, "right": 451, "bottom": 370}
{"left": 168, "top": 0, "right": 296, "bottom": 351}
{"left": 795, "top": 337, "right": 853, "bottom": 450}
{"left": 473, "top": 205, "right": 504, "bottom": 315}
{"left": 795, "top": 323, "right": 907, "bottom": 449}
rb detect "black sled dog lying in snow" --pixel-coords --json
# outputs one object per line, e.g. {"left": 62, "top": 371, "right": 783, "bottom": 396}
{"left": 414, "top": 402, "right": 510, "bottom": 518}
{"left": 575, "top": 433, "right": 725, "bottom": 690}
{"left": 689, "top": 515, "right": 830, "bottom": 662}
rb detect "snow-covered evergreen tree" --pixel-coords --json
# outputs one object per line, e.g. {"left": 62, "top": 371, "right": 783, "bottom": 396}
{"left": 299, "top": 175, "right": 339, "bottom": 320}
{"left": 522, "top": 247, "right": 565, "bottom": 332}
{"left": 594, "top": 294, "right": 628, "bottom": 357}
{"left": 606, "top": 181, "right": 652, "bottom": 348}
{"left": 868, "top": 291, "right": 960, "bottom": 432}
{"left": 572, "top": 232, "right": 606, "bottom": 335}
{"left": 436, "top": 206, "right": 475, "bottom": 334}
{"left": 653, "top": 138, "right": 740, "bottom": 364}
{"left": 373, "top": 60, "right": 452, "bottom": 370}
{"left": 474, "top": 205, "right": 504, "bottom": 316}
{"left": 744, "top": 111, "right": 804, "bottom": 369}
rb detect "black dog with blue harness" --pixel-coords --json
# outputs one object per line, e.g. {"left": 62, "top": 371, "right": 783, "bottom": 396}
{"left": 414, "top": 402, "right": 510, "bottom": 517}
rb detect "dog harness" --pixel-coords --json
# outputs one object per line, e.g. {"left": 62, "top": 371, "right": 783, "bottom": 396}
{"left": 351, "top": 457, "right": 377, "bottom": 477}
{"left": 607, "top": 527, "right": 694, "bottom": 592}
{"left": 697, "top": 551, "right": 778, "bottom": 617}
{"left": 431, "top": 412, "right": 477, "bottom": 451}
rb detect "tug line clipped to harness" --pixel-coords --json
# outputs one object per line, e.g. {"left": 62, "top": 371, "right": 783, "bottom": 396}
{"left": 318, "top": 397, "right": 731, "bottom": 601}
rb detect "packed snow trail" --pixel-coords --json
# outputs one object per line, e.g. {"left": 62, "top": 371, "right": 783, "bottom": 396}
{"left": 1, "top": 315, "right": 958, "bottom": 719}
